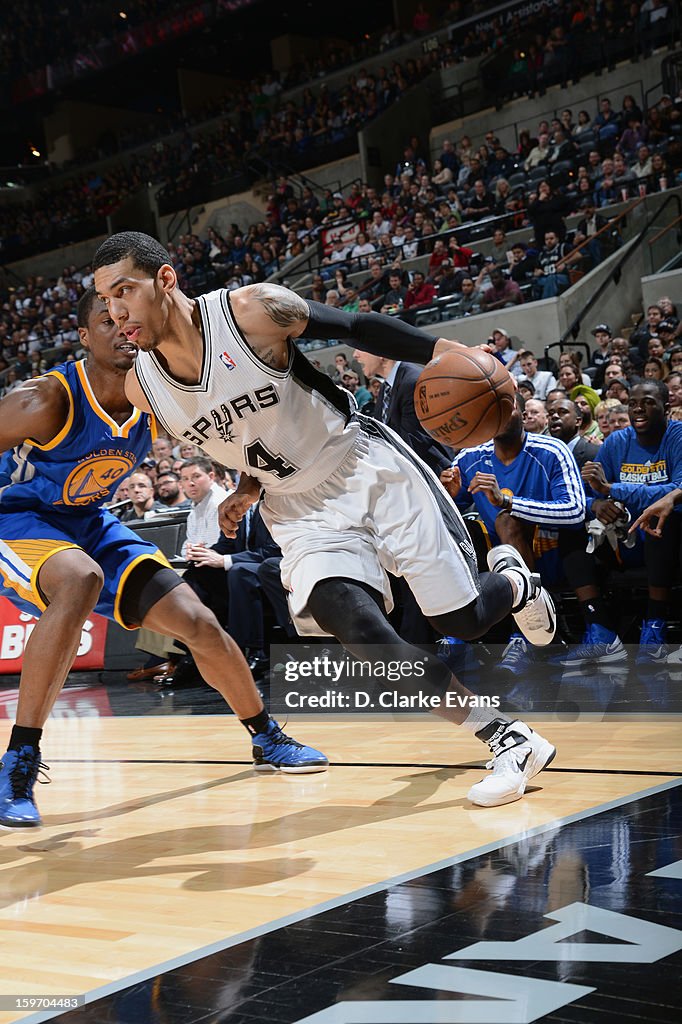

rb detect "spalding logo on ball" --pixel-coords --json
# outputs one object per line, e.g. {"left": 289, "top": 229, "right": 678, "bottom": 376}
{"left": 415, "top": 348, "right": 516, "bottom": 448}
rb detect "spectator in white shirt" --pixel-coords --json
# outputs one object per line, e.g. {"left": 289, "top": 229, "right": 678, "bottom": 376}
{"left": 180, "top": 457, "right": 227, "bottom": 557}
{"left": 517, "top": 350, "right": 557, "bottom": 400}
{"left": 350, "top": 232, "right": 377, "bottom": 260}
{"left": 524, "top": 133, "right": 551, "bottom": 171}
{"left": 633, "top": 145, "right": 653, "bottom": 179}
{"left": 368, "top": 211, "right": 391, "bottom": 243}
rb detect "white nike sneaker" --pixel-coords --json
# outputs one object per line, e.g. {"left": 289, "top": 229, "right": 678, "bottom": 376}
{"left": 467, "top": 719, "right": 556, "bottom": 807}
{"left": 487, "top": 544, "right": 556, "bottom": 646}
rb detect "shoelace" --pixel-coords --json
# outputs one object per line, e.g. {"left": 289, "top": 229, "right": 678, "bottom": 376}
{"left": 563, "top": 637, "right": 602, "bottom": 659}
{"left": 486, "top": 744, "right": 531, "bottom": 774}
{"left": 518, "top": 585, "right": 552, "bottom": 630}
{"left": 502, "top": 638, "right": 527, "bottom": 662}
{"left": 8, "top": 753, "right": 50, "bottom": 800}
{"left": 262, "top": 722, "right": 304, "bottom": 750}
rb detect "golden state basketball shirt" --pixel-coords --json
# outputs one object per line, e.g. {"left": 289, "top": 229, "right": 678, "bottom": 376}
{"left": 0, "top": 360, "right": 168, "bottom": 627}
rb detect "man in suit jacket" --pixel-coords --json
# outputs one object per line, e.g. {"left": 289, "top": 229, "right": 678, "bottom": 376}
{"left": 547, "top": 397, "right": 601, "bottom": 468}
{"left": 185, "top": 500, "right": 280, "bottom": 674}
{"left": 353, "top": 349, "right": 454, "bottom": 644}
{"left": 352, "top": 350, "right": 454, "bottom": 475}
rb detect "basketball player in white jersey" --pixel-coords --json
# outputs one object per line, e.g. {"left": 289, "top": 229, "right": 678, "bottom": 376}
{"left": 94, "top": 231, "right": 557, "bottom": 807}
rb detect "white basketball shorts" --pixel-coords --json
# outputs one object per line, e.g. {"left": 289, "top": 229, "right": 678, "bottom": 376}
{"left": 260, "top": 417, "right": 481, "bottom": 636}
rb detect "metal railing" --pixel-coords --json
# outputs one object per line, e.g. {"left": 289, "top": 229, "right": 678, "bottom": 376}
{"left": 554, "top": 192, "right": 682, "bottom": 358}
{"left": 662, "top": 51, "right": 682, "bottom": 99}
{"left": 647, "top": 213, "right": 682, "bottom": 249}
{"left": 284, "top": 209, "right": 525, "bottom": 287}
{"left": 430, "top": 74, "right": 482, "bottom": 125}
{"left": 246, "top": 156, "right": 342, "bottom": 202}
{"left": 166, "top": 205, "right": 205, "bottom": 244}
{"left": 552, "top": 195, "right": 644, "bottom": 269}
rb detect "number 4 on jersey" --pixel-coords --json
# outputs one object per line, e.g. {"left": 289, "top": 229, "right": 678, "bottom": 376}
{"left": 245, "top": 440, "right": 298, "bottom": 479}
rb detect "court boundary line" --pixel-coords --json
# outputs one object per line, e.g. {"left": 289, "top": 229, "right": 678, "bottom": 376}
{"left": 49, "top": 757, "right": 682, "bottom": 776}
{"left": 16, "top": 776, "right": 682, "bottom": 1024}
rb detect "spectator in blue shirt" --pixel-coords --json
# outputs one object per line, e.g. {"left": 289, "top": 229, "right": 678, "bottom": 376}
{"left": 442, "top": 395, "right": 624, "bottom": 672}
{"left": 582, "top": 381, "right": 682, "bottom": 664}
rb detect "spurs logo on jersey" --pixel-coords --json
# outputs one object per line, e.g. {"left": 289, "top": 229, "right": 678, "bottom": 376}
{"left": 182, "top": 386, "right": 280, "bottom": 446}
{"left": 134, "top": 289, "right": 357, "bottom": 495}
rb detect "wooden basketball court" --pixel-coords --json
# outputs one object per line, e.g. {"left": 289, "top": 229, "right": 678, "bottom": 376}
{"left": 0, "top": 673, "right": 680, "bottom": 1023}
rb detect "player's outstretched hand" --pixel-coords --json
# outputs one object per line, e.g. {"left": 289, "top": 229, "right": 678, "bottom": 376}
{"left": 629, "top": 490, "right": 680, "bottom": 538}
{"left": 440, "top": 465, "right": 461, "bottom": 498}
{"left": 219, "top": 492, "right": 256, "bottom": 538}
{"left": 434, "top": 338, "right": 495, "bottom": 358}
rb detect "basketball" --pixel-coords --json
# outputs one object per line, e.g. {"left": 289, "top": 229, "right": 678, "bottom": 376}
{"left": 414, "top": 348, "right": 516, "bottom": 448}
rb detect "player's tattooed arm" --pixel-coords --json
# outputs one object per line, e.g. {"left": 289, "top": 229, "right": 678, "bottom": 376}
{"left": 249, "top": 284, "right": 309, "bottom": 329}
{"left": 0, "top": 376, "right": 71, "bottom": 452}
{"left": 231, "top": 284, "right": 310, "bottom": 368}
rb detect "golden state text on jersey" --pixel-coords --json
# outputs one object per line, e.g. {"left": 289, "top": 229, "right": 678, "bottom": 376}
{"left": 0, "top": 360, "right": 155, "bottom": 513}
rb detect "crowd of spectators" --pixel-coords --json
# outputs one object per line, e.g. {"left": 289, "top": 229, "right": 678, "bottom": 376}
{"left": 2, "top": 82, "right": 681, "bottom": 389}
{"left": 2, "top": 87, "right": 682, "bottom": 389}
{"left": 0, "top": 55, "right": 441, "bottom": 262}
{"left": 3, "top": 77, "right": 680, "bottom": 289}
{"left": 1, "top": 0, "right": 198, "bottom": 81}
{"left": 2, "top": 0, "right": 536, "bottom": 96}
{"left": 280, "top": 94, "right": 681, "bottom": 326}
{"left": 2, "top": 0, "right": 679, "bottom": 264}
{"left": 499, "top": 0, "right": 675, "bottom": 102}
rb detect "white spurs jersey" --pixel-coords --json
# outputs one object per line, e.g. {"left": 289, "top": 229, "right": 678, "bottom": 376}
{"left": 134, "top": 288, "right": 360, "bottom": 495}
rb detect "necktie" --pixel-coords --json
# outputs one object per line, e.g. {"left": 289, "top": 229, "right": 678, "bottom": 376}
{"left": 244, "top": 505, "right": 254, "bottom": 549}
{"left": 381, "top": 382, "right": 392, "bottom": 423}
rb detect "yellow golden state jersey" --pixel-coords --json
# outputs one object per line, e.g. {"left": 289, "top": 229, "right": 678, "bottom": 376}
{"left": 0, "top": 359, "right": 156, "bottom": 513}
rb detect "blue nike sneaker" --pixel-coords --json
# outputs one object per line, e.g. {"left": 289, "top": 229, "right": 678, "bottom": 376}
{"left": 496, "top": 634, "right": 532, "bottom": 676}
{"left": 437, "top": 636, "right": 479, "bottom": 675}
{"left": 551, "top": 623, "right": 627, "bottom": 668}
{"left": 0, "top": 745, "right": 48, "bottom": 828}
{"left": 636, "top": 619, "right": 668, "bottom": 667}
{"left": 251, "top": 719, "right": 329, "bottom": 774}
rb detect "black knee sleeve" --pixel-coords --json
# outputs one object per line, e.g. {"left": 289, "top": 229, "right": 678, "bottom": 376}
{"left": 429, "top": 573, "right": 512, "bottom": 641}
{"left": 307, "top": 578, "right": 392, "bottom": 645}
{"left": 307, "top": 577, "right": 452, "bottom": 695}
{"left": 119, "top": 562, "right": 185, "bottom": 627}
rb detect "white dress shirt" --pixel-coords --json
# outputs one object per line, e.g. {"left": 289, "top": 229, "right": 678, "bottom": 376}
{"left": 182, "top": 482, "right": 226, "bottom": 556}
